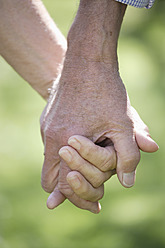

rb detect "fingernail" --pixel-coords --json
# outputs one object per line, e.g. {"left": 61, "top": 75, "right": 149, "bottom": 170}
{"left": 90, "top": 203, "right": 101, "bottom": 214}
{"left": 68, "top": 137, "right": 81, "bottom": 150}
{"left": 68, "top": 175, "right": 81, "bottom": 189}
{"left": 98, "top": 202, "right": 101, "bottom": 212}
{"left": 122, "top": 171, "right": 135, "bottom": 188}
{"left": 59, "top": 148, "right": 72, "bottom": 162}
{"left": 91, "top": 208, "right": 100, "bottom": 214}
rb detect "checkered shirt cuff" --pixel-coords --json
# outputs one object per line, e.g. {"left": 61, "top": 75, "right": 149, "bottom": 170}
{"left": 115, "top": 0, "right": 155, "bottom": 9}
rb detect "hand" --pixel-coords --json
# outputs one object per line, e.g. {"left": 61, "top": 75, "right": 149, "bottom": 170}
{"left": 40, "top": 0, "right": 158, "bottom": 212}
{"left": 40, "top": 57, "right": 158, "bottom": 212}
{"left": 47, "top": 135, "right": 116, "bottom": 213}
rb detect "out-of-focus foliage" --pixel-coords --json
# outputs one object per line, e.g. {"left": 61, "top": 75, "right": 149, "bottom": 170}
{"left": 0, "top": 1, "right": 164, "bottom": 248}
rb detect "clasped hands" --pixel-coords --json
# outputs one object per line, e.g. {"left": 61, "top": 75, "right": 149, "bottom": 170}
{"left": 0, "top": 0, "right": 158, "bottom": 214}
{"left": 40, "top": 0, "right": 158, "bottom": 214}
{"left": 40, "top": 56, "right": 158, "bottom": 214}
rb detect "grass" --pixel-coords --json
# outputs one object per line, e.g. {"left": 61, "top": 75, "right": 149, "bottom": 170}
{"left": 0, "top": 1, "right": 165, "bottom": 247}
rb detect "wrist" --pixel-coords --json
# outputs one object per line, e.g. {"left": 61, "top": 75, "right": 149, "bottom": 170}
{"left": 67, "top": 0, "right": 126, "bottom": 64}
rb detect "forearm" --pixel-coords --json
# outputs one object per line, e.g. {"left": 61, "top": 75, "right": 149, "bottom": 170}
{"left": 67, "top": 0, "right": 126, "bottom": 66}
{"left": 0, "top": 0, "right": 67, "bottom": 100}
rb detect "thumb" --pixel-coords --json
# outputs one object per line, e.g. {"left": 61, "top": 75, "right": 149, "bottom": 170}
{"left": 131, "top": 106, "right": 159, "bottom": 153}
{"left": 47, "top": 186, "right": 66, "bottom": 209}
{"left": 135, "top": 131, "right": 159, "bottom": 153}
{"left": 106, "top": 132, "right": 140, "bottom": 188}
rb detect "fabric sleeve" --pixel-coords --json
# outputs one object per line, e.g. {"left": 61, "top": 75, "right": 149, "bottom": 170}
{"left": 115, "top": 0, "right": 155, "bottom": 9}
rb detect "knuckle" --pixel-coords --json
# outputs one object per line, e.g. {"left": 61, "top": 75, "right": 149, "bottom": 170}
{"left": 79, "top": 187, "right": 104, "bottom": 202}
{"left": 66, "top": 153, "right": 81, "bottom": 170}
{"left": 91, "top": 175, "right": 103, "bottom": 188}
{"left": 58, "top": 182, "right": 74, "bottom": 198}
{"left": 96, "top": 188, "right": 104, "bottom": 201}
{"left": 97, "top": 147, "right": 116, "bottom": 172}
{"left": 91, "top": 186, "right": 104, "bottom": 202}
{"left": 71, "top": 162, "right": 81, "bottom": 171}
{"left": 123, "top": 151, "right": 141, "bottom": 169}
{"left": 99, "top": 158, "right": 112, "bottom": 172}
{"left": 132, "top": 151, "right": 140, "bottom": 164}
{"left": 78, "top": 187, "right": 89, "bottom": 198}
{"left": 83, "top": 145, "right": 95, "bottom": 157}
{"left": 91, "top": 172, "right": 111, "bottom": 188}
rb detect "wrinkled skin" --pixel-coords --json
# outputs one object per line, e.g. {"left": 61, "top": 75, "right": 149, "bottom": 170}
{"left": 40, "top": 56, "right": 158, "bottom": 212}
{"left": 40, "top": 0, "right": 158, "bottom": 213}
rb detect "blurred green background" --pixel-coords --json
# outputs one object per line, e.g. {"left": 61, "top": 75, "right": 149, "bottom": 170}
{"left": 0, "top": 1, "right": 165, "bottom": 247}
